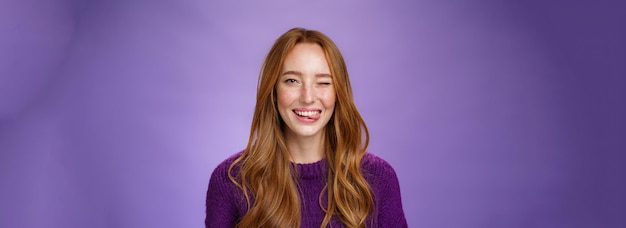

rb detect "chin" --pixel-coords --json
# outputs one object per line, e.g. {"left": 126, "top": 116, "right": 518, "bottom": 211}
{"left": 289, "top": 126, "right": 325, "bottom": 138}
{"left": 295, "top": 130, "right": 322, "bottom": 138}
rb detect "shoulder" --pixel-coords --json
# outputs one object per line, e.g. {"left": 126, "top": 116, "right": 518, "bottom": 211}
{"left": 361, "top": 152, "right": 398, "bottom": 178}
{"left": 361, "top": 153, "right": 408, "bottom": 226}
{"left": 206, "top": 151, "right": 245, "bottom": 206}
{"left": 206, "top": 151, "right": 245, "bottom": 226}
{"left": 360, "top": 152, "right": 401, "bottom": 190}
{"left": 210, "top": 151, "right": 244, "bottom": 183}
{"left": 213, "top": 151, "right": 243, "bottom": 172}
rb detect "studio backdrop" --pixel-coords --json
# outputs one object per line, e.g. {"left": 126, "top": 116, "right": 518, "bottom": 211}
{"left": 1, "top": 0, "right": 624, "bottom": 227}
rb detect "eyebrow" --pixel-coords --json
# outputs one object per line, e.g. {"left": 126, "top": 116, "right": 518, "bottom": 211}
{"left": 281, "top": 70, "right": 332, "bottom": 78}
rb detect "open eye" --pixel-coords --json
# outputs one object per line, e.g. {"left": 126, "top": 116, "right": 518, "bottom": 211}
{"left": 285, "top": 79, "right": 297, "bottom": 83}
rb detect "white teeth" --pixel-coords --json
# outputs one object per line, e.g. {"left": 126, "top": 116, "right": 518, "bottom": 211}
{"left": 295, "top": 110, "right": 319, "bottom": 117}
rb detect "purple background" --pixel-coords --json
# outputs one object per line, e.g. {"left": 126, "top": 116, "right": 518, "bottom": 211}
{"left": 1, "top": 0, "right": 624, "bottom": 227}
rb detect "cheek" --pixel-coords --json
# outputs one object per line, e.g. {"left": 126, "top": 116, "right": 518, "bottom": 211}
{"left": 322, "top": 89, "right": 336, "bottom": 110}
{"left": 276, "top": 87, "right": 296, "bottom": 109}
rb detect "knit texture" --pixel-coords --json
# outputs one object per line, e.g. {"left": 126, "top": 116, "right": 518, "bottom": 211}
{"left": 205, "top": 152, "right": 408, "bottom": 228}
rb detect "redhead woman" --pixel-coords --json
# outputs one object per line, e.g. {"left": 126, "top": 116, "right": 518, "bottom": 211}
{"left": 205, "top": 28, "right": 407, "bottom": 228}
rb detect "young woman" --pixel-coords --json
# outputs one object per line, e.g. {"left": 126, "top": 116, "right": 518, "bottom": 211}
{"left": 205, "top": 28, "right": 407, "bottom": 228}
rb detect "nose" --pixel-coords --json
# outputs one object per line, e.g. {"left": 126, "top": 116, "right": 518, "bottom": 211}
{"left": 299, "top": 84, "right": 314, "bottom": 104}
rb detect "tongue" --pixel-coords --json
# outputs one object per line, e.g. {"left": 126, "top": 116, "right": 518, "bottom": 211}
{"left": 298, "top": 114, "right": 317, "bottom": 120}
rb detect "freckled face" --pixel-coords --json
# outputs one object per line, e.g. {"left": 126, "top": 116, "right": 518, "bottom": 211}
{"left": 277, "top": 43, "right": 336, "bottom": 139}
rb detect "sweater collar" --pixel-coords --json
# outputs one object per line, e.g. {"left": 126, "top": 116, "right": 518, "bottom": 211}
{"left": 293, "top": 159, "right": 328, "bottom": 179}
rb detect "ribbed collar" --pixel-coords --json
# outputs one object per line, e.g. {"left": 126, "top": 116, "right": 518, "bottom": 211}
{"left": 293, "top": 159, "right": 328, "bottom": 179}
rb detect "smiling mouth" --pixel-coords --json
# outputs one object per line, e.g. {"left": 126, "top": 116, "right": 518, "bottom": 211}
{"left": 294, "top": 110, "right": 321, "bottom": 117}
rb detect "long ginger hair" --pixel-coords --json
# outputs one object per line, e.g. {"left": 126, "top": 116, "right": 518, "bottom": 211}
{"left": 228, "top": 28, "right": 374, "bottom": 227}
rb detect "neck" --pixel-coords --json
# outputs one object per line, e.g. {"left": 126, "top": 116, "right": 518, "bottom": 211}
{"left": 285, "top": 130, "right": 325, "bottom": 164}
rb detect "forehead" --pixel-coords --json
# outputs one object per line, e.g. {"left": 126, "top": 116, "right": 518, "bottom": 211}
{"left": 281, "top": 43, "right": 331, "bottom": 74}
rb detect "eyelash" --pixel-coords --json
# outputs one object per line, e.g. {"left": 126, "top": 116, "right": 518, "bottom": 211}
{"left": 284, "top": 79, "right": 331, "bottom": 85}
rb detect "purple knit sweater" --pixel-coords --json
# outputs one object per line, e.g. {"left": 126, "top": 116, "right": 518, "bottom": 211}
{"left": 205, "top": 152, "right": 408, "bottom": 227}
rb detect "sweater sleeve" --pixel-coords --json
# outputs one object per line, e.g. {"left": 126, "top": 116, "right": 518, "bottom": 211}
{"left": 205, "top": 159, "right": 239, "bottom": 227}
{"left": 363, "top": 153, "right": 408, "bottom": 228}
